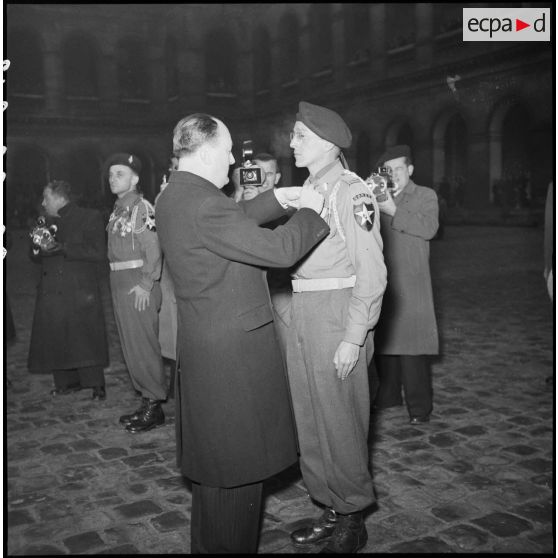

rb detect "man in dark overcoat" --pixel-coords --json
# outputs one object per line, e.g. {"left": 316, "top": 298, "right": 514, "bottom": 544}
{"left": 372, "top": 145, "right": 439, "bottom": 424}
{"left": 28, "top": 180, "right": 108, "bottom": 399}
{"left": 156, "top": 113, "right": 329, "bottom": 554}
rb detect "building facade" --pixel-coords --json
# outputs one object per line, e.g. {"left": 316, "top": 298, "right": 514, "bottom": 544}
{"left": 4, "top": 3, "right": 554, "bottom": 225}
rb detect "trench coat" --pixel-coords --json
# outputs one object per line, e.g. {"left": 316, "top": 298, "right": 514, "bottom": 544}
{"left": 28, "top": 203, "right": 109, "bottom": 372}
{"left": 375, "top": 180, "right": 439, "bottom": 355}
{"left": 155, "top": 171, "right": 329, "bottom": 488}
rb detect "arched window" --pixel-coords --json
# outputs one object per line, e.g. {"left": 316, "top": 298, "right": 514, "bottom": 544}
{"left": 165, "top": 36, "right": 179, "bottom": 100}
{"left": 386, "top": 4, "right": 416, "bottom": 50}
{"left": 253, "top": 26, "right": 271, "bottom": 93}
{"left": 205, "top": 28, "right": 237, "bottom": 94}
{"left": 309, "top": 4, "right": 333, "bottom": 75}
{"left": 344, "top": 4, "right": 370, "bottom": 65}
{"left": 279, "top": 12, "right": 299, "bottom": 84}
{"left": 397, "top": 123, "right": 415, "bottom": 155}
{"left": 117, "top": 37, "right": 150, "bottom": 99}
{"left": 6, "top": 27, "right": 44, "bottom": 96}
{"left": 62, "top": 34, "right": 99, "bottom": 98}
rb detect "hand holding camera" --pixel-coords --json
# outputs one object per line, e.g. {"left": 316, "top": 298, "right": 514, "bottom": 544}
{"left": 367, "top": 167, "right": 397, "bottom": 215}
{"left": 30, "top": 216, "right": 62, "bottom": 255}
{"left": 239, "top": 140, "right": 263, "bottom": 188}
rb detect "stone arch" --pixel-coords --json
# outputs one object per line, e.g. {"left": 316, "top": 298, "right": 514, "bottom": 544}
{"left": 432, "top": 107, "right": 468, "bottom": 191}
{"left": 487, "top": 96, "right": 530, "bottom": 203}
{"left": 384, "top": 118, "right": 415, "bottom": 153}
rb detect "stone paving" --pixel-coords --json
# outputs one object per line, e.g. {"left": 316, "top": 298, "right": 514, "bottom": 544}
{"left": 5, "top": 225, "right": 554, "bottom": 554}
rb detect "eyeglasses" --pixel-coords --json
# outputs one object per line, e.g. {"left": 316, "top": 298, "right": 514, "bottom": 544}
{"left": 289, "top": 131, "right": 307, "bottom": 143}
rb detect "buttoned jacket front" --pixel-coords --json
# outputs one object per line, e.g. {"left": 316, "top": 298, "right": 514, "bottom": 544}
{"left": 155, "top": 171, "right": 329, "bottom": 487}
{"left": 375, "top": 180, "right": 439, "bottom": 355}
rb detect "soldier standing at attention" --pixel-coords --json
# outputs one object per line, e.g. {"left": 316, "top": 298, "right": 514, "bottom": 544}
{"left": 275, "top": 102, "right": 387, "bottom": 553}
{"left": 105, "top": 153, "right": 167, "bottom": 433}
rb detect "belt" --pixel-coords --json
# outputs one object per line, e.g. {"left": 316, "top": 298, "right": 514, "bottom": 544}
{"left": 292, "top": 276, "right": 356, "bottom": 292}
{"left": 110, "top": 259, "right": 144, "bottom": 271}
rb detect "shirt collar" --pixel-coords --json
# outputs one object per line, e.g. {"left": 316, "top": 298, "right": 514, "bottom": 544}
{"left": 310, "top": 159, "right": 343, "bottom": 184}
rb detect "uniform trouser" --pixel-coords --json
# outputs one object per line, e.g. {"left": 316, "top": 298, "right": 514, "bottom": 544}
{"left": 53, "top": 366, "right": 105, "bottom": 389}
{"left": 275, "top": 289, "right": 375, "bottom": 515}
{"left": 374, "top": 355, "right": 432, "bottom": 419}
{"left": 110, "top": 269, "right": 166, "bottom": 401}
{"left": 190, "top": 481, "right": 263, "bottom": 554}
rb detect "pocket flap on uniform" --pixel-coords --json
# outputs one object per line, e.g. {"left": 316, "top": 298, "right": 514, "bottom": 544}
{"left": 238, "top": 303, "right": 273, "bottom": 332}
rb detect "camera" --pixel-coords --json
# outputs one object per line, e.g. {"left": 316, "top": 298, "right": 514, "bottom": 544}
{"left": 366, "top": 167, "right": 395, "bottom": 202}
{"left": 239, "top": 140, "right": 263, "bottom": 187}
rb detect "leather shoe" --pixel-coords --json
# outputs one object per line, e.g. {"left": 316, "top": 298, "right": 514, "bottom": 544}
{"left": 119, "top": 398, "right": 148, "bottom": 425}
{"left": 410, "top": 415, "right": 430, "bottom": 425}
{"left": 291, "top": 508, "right": 338, "bottom": 547}
{"left": 125, "top": 400, "right": 165, "bottom": 433}
{"left": 91, "top": 386, "right": 106, "bottom": 400}
{"left": 320, "top": 512, "right": 367, "bottom": 553}
{"left": 50, "top": 385, "right": 82, "bottom": 396}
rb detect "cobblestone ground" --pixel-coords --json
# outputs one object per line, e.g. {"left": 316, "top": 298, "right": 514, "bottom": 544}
{"left": 5, "top": 225, "right": 554, "bottom": 555}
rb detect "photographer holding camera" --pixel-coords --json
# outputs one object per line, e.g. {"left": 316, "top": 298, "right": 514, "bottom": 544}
{"left": 240, "top": 151, "right": 282, "bottom": 201}
{"left": 371, "top": 144, "right": 439, "bottom": 426}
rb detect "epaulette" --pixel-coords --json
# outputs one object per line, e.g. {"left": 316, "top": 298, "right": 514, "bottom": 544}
{"left": 132, "top": 197, "right": 156, "bottom": 233}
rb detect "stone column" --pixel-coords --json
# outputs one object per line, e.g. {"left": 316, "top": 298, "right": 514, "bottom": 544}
{"left": 43, "top": 34, "right": 63, "bottom": 115}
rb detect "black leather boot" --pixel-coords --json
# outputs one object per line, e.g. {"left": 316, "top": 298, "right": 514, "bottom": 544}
{"left": 125, "top": 400, "right": 165, "bottom": 433}
{"left": 119, "top": 397, "right": 148, "bottom": 425}
{"left": 291, "top": 508, "right": 338, "bottom": 546}
{"left": 320, "top": 511, "right": 367, "bottom": 553}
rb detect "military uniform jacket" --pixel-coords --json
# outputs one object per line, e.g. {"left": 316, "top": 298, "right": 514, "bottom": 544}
{"left": 107, "top": 191, "right": 162, "bottom": 291}
{"left": 293, "top": 160, "right": 387, "bottom": 345}
{"left": 155, "top": 171, "right": 329, "bottom": 487}
{"left": 375, "top": 180, "right": 439, "bottom": 355}
{"left": 28, "top": 203, "right": 109, "bottom": 372}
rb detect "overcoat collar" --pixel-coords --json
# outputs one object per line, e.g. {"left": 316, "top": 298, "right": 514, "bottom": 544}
{"left": 57, "top": 202, "right": 74, "bottom": 217}
{"left": 170, "top": 170, "right": 221, "bottom": 194}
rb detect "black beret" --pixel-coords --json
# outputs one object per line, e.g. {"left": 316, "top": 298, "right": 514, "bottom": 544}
{"left": 296, "top": 101, "right": 352, "bottom": 149}
{"left": 104, "top": 153, "right": 142, "bottom": 175}
{"left": 376, "top": 145, "right": 412, "bottom": 168}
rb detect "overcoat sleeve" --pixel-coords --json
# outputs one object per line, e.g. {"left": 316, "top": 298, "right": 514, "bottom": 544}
{"left": 391, "top": 186, "right": 439, "bottom": 240}
{"left": 196, "top": 195, "right": 329, "bottom": 268}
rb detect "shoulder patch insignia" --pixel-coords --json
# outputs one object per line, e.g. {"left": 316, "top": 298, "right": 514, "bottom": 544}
{"left": 353, "top": 201, "right": 375, "bottom": 231}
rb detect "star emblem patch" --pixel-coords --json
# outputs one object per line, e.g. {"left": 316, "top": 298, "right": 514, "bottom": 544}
{"left": 353, "top": 202, "right": 375, "bottom": 231}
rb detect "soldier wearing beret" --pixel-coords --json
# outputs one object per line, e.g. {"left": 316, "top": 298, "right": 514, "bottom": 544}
{"left": 274, "top": 101, "right": 387, "bottom": 553}
{"left": 105, "top": 153, "right": 167, "bottom": 433}
{"left": 371, "top": 145, "right": 439, "bottom": 425}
